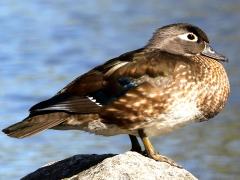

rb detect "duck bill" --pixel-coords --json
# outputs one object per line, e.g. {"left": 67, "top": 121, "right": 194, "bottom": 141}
{"left": 201, "top": 43, "right": 228, "bottom": 62}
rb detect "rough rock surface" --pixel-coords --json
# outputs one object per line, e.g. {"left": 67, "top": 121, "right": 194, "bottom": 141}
{"left": 22, "top": 151, "right": 197, "bottom": 180}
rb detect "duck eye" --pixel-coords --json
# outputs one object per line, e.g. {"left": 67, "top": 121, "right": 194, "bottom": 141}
{"left": 178, "top": 33, "right": 198, "bottom": 42}
{"left": 187, "top": 34, "right": 195, "bottom": 40}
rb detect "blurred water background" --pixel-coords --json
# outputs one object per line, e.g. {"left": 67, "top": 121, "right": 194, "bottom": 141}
{"left": 0, "top": 0, "right": 239, "bottom": 179}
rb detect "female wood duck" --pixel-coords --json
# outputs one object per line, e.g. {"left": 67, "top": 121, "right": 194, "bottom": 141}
{"left": 3, "top": 23, "right": 230, "bottom": 167}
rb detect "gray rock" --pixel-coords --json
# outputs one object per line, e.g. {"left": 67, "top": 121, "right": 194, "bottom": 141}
{"left": 22, "top": 151, "right": 197, "bottom": 180}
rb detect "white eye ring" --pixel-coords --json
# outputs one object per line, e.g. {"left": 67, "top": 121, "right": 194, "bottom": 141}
{"left": 178, "top": 33, "right": 198, "bottom": 42}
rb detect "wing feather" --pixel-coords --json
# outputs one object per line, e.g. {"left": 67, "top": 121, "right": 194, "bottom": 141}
{"left": 30, "top": 94, "right": 101, "bottom": 114}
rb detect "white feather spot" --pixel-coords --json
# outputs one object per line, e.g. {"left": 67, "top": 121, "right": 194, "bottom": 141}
{"left": 87, "top": 96, "right": 102, "bottom": 106}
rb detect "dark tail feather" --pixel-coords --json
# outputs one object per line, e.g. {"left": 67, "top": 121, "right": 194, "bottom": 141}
{"left": 2, "top": 112, "right": 69, "bottom": 138}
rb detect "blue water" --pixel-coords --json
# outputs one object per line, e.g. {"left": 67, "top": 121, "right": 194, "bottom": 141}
{"left": 0, "top": 0, "right": 240, "bottom": 179}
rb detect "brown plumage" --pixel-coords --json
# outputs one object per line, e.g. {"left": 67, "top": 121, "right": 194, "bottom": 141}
{"left": 2, "top": 23, "right": 230, "bottom": 167}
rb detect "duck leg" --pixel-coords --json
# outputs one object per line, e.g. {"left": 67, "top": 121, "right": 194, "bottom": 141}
{"left": 129, "top": 135, "right": 142, "bottom": 153}
{"left": 138, "top": 129, "right": 182, "bottom": 168}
